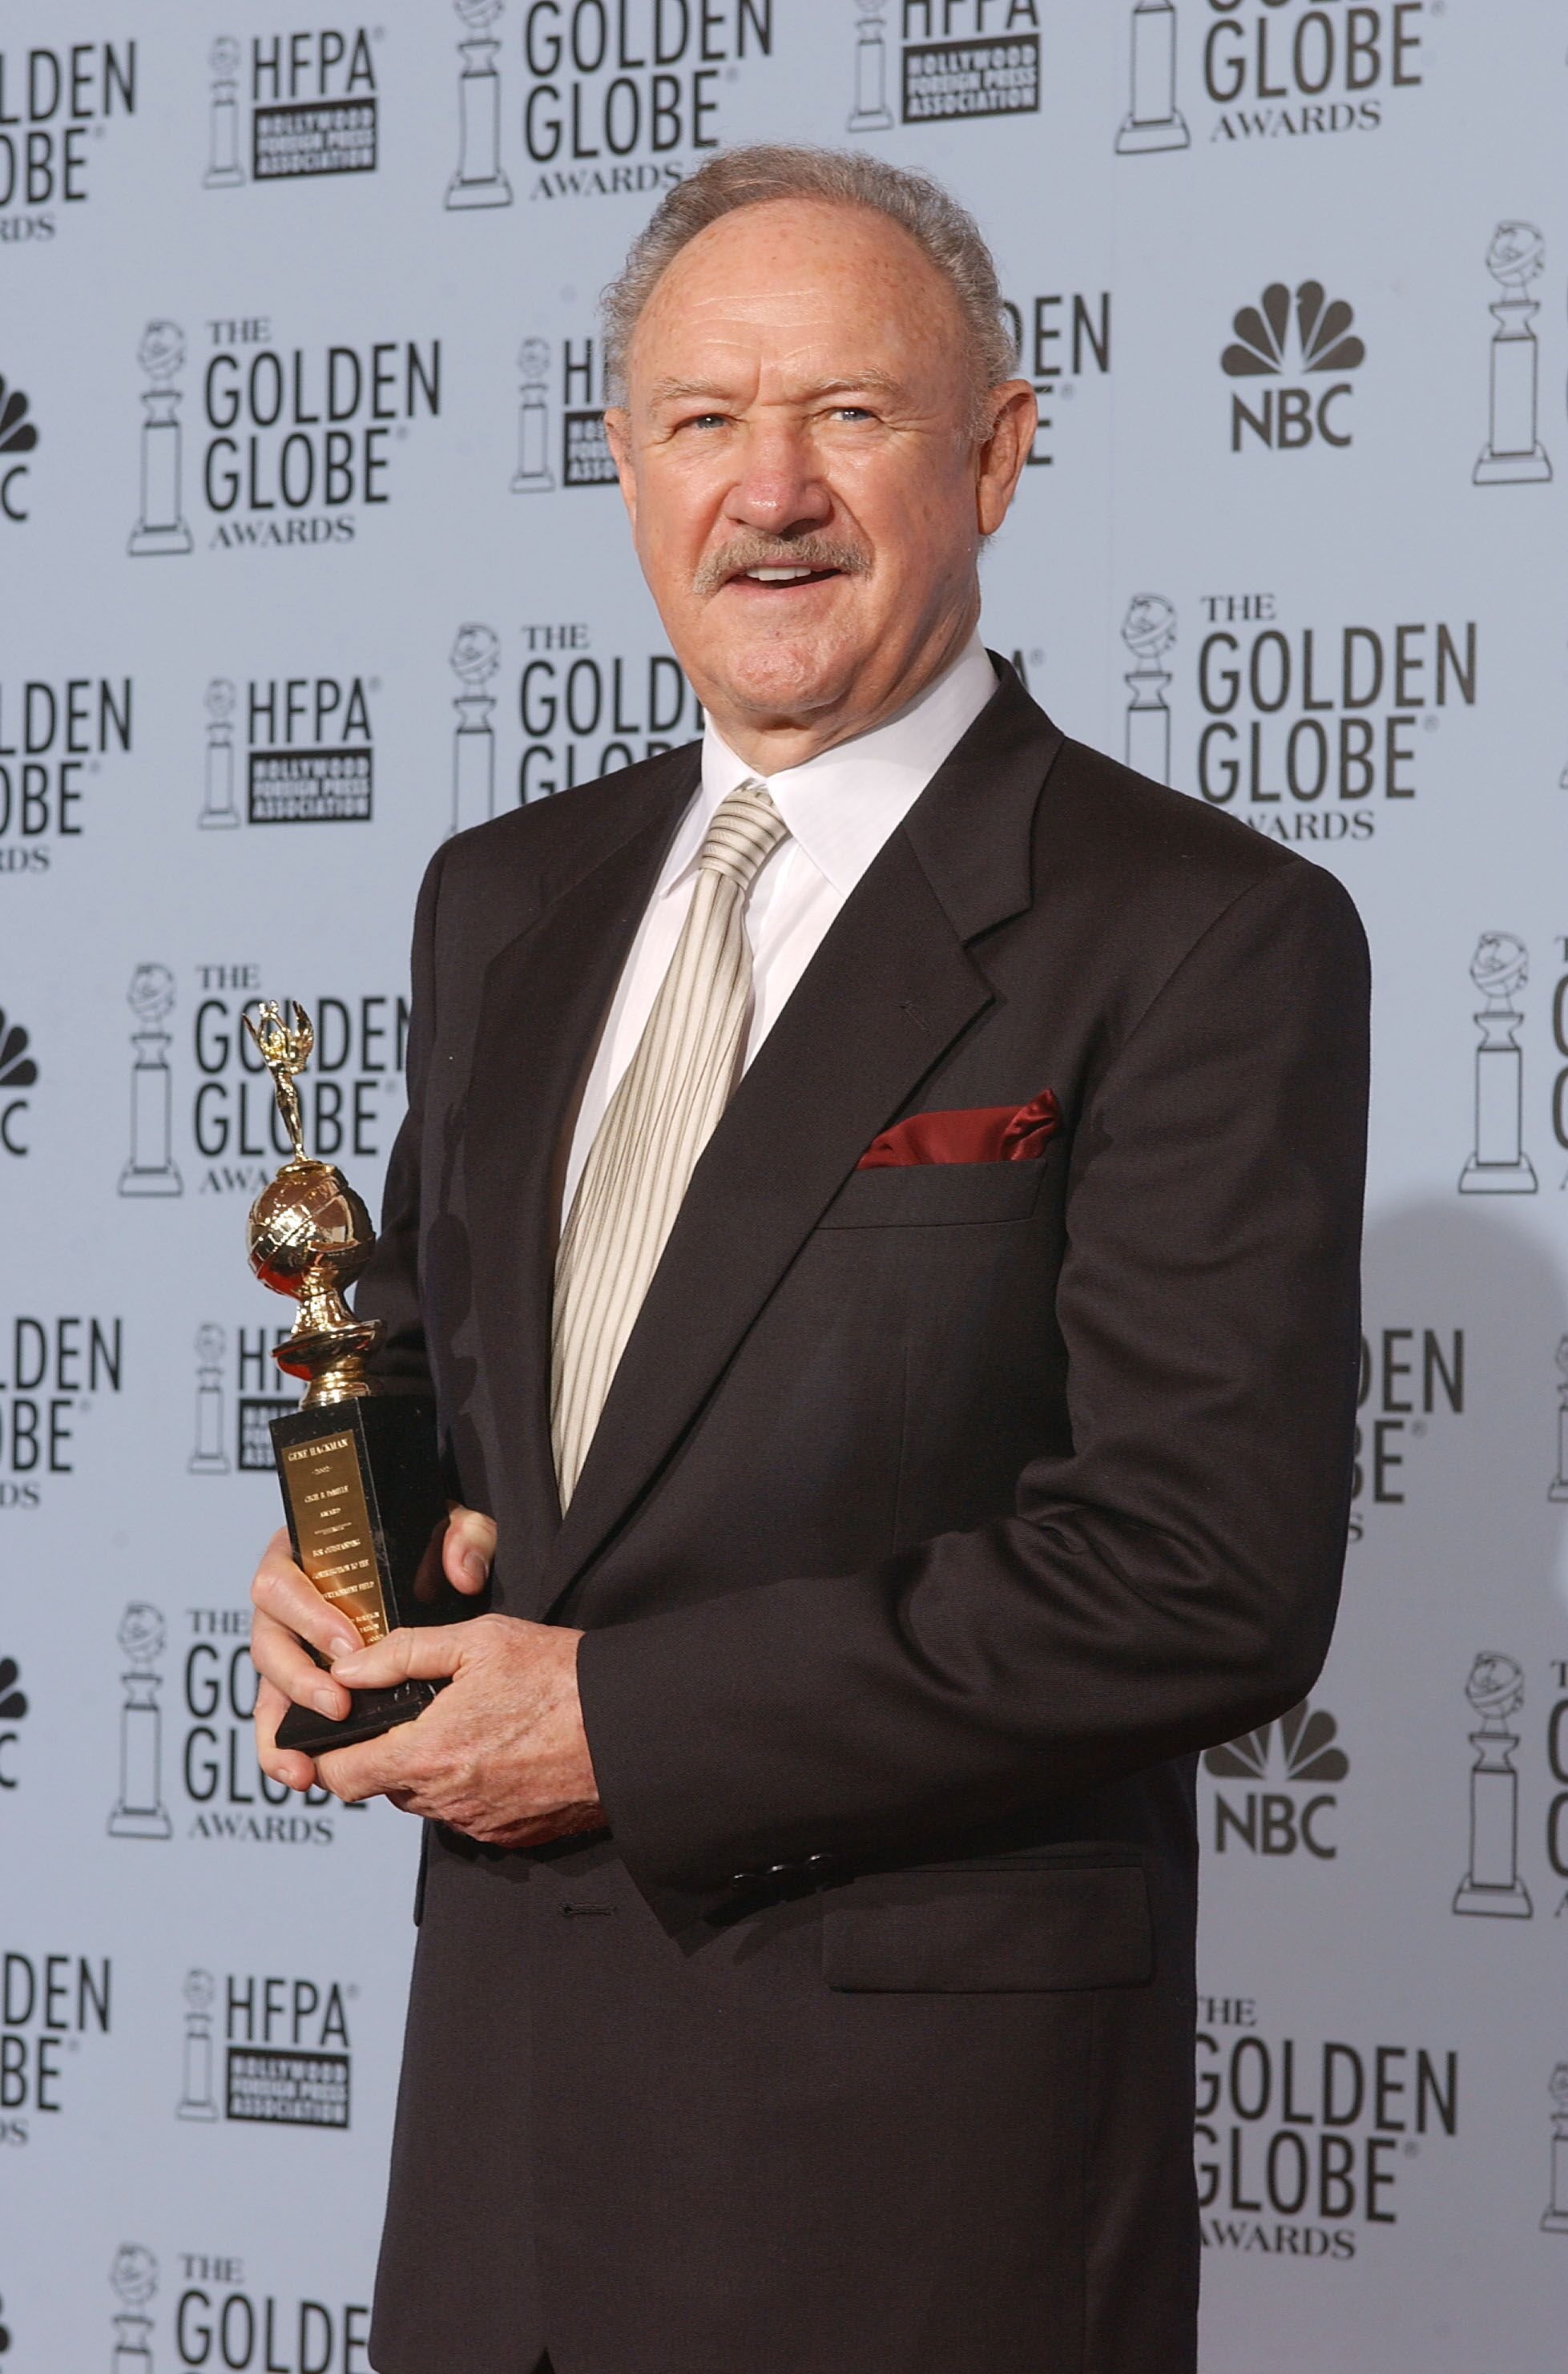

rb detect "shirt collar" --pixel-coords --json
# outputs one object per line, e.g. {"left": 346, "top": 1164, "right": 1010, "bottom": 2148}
{"left": 655, "top": 631, "right": 998, "bottom": 901}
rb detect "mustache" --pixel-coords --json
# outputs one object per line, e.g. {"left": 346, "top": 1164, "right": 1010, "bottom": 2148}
{"left": 693, "top": 536, "right": 872, "bottom": 595}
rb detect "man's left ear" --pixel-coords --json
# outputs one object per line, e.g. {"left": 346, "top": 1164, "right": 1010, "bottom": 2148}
{"left": 603, "top": 407, "right": 637, "bottom": 526}
{"left": 976, "top": 381, "right": 1037, "bottom": 536}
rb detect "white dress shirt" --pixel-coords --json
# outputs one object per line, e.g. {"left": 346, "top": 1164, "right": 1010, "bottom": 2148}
{"left": 562, "top": 631, "right": 999, "bottom": 1214}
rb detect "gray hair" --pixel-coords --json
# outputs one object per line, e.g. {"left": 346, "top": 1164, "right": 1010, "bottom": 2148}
{"left": 600, "top": 143, "right": 1016, "bottom": 433}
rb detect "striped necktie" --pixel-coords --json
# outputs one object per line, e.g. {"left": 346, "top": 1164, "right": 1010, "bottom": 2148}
{"left": 550, "top": 777, "right": 790, "bottom": 1507}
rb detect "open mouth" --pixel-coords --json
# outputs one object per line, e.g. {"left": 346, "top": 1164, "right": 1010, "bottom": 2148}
{"left": 725, "top": 564, "right": 843, "bottom": 589}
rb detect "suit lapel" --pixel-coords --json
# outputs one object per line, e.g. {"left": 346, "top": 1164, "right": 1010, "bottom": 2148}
{"left": 538, "top": 667, "right": 1063, "bottom": 1614}
{"left": 463, "top": 764, "right": 696, "bottom": 1585}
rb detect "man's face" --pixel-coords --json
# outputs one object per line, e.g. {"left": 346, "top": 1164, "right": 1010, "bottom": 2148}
{"left": 604, "top": 198, "right": 1033, "bottom": 756}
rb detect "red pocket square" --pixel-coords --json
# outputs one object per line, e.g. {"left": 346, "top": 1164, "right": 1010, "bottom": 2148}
{"left": 857, "top": 1089, "right": 1062, "bottom": 1170}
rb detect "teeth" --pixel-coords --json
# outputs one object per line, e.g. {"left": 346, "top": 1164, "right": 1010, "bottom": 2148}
{"left": 745, "top": 566, "right": 816, "bottom": 582}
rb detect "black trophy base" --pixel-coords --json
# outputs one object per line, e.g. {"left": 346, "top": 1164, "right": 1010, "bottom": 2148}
{"left": 268, "top": 1392, "right": 478, "bottom": 1759}
{"left": 276, "top": 1677, "right": 441, "bottom": 1758}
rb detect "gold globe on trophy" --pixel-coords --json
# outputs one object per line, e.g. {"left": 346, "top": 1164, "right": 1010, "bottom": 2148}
{"left": 243, "top": 999, "right": 473, "bottom": 1755}
{"left": 244, "top": 1002, "right": 383, "bottom": 1401}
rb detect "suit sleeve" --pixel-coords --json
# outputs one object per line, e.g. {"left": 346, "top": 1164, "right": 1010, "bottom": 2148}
{"left": 575, "top": 856, "right": 1371, "bottom": 1910}
{"left": 353, "top": 840, "right": 447, "bottom": 1392}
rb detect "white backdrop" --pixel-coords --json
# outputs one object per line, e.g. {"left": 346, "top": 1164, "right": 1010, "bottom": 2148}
{"left": 2, "top": 3, "right": 1566, "bottom": 2366}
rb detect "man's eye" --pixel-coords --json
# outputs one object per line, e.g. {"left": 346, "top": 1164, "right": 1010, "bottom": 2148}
{"left": 832, "top": 405, "right": 875, "bottom": 421}
{"left": 679, "top": 413, "right": 728, "bottom": 432}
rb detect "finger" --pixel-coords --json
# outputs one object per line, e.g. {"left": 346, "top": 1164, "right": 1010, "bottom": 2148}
{"left": 252, "top": 1605, "right": 354, "bottom": 1723}
{"left": 331, "top": 1622, "right": 470, "bottom": 1689}
{"left": 442, "top": 1504, "right": 497, "bottom": 1596}
{"left": 251, "top": 1533, "right": 364, "bottom": 1664}
{"left": 316, "top": 1725, "right": 418, "bottom": 1805}
{"left": 254, "top": 1674, "right": 320, "bottom": 1795}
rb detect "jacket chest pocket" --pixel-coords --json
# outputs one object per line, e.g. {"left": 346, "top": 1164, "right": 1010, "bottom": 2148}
{"left": 815, "top": 1149, "right": 1055, "bottom": 1231}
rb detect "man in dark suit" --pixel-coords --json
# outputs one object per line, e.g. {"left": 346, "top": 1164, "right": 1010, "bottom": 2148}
{"left": 250, "top": 147, "right": 1368, "bottom": 2372}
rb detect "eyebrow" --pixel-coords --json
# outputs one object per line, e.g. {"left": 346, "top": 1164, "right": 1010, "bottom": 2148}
{"left": 643, "top": 372, "right": 909, "bottom": 407}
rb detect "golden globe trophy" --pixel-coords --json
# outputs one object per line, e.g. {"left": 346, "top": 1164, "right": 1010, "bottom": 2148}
{"left": 244, "top": 1000, "right": 468, "bottom": 1755}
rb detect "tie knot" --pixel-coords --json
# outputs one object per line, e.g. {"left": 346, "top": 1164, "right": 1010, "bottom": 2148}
{"left": 696, "top": 779, "right": 789, "bottom": 892}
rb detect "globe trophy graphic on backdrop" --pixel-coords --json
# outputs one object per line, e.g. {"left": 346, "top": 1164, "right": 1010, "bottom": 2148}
{"left": 510, "top": 337, "right": 555, "bottom": 493}
{"left": 1458, "top": 933, "right": 1537, "bottom": 1193}
{"left": 204, "top": 35, "right": 245, "bottom": 189}
{"left": 1543, "top": 2065, "right": 1568, "bottom": 2234}
{"left": 1549, "top": 1336, "right": 1568, "bottom": 1503}
{"left": 175, "top": 1968, "right": 220, "bottom": 2122}
{"left": 450, "top": 621, "right": 501, "bottom": 834}
{"left": 1473, "top": 221, "right": 1552, "bottom": 486}
{"left": 198, "top": 678, "right": 240, "bottom": 830}
{"left": 445, "top": 0, "right": 513, "bottom": 209}
{"left": 240, "top": 1002, "right": 472, "bottom": 1753}
{"left": 1115, "top": 0, "right": 1189, "bottom": 155}
{"left": 110, "top": 2245, "right": 158, "bottom": 2374}
{"left": 188, "top": 1325, "right": 231, "bottom": 1475}
{"left": 119, "top": 964, "right": 183, "bottom": 1197}
{"left": 847, "top": 0, "right": 894, "bottom": 135}
{"left": 1120, "top": 594, "right": 1176, "bottom": 784}
{"left": 128, "top": 321, "right": 193, "bottom": 557}
{"left": 107, "top": 1604, "right": 172, "bottom": 1840}
{"left": 1453, "top": 1652, "right": 1532, "bottom": 1917}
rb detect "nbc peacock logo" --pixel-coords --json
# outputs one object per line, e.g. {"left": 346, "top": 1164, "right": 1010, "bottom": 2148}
{"left": 0, "top": 1008, "right": 38, "bottom": 1159}
{"left": 0, "top": 375, "right": 38, "bottom": 524}
{"left": 0, "top": 1656, "right": 26, "bottom": 1791}
{"left": 1221, "top": 280, "right": 1364, "bottom": 453}
{"left": 1204, "top": 1699, "right": 1349, "bottom": 1859}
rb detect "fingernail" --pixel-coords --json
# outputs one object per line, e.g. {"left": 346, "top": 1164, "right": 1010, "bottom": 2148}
{"left": 331, "top": 1633, "right": 360, "bottom": 1659}
{"left": 314, "top": 1687, "right": 343, "bottom": 1717}
{"left": 462, "top": 1550, "right": 487, "bottom": 1588}
{"left": 331, "top": 1653, "right": 365, "bottom": 1677}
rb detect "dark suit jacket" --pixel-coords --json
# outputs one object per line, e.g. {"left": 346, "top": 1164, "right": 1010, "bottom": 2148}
{"left": 361, "top": 663, "right": 1368, "bottom": 2374}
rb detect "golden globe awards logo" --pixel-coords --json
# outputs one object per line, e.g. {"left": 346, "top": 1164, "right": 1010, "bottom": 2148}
{"left": 1200, "top": 0, "right": 1427, "bottom": 144}
{"left": 0, "top": 1952, "right": 112, "bottom": 2143}
{"left": 200, "top": 26, "right": 380, "bottom": 188}
{"left": 1222, "top": 280, "right": 1364, "bottom": 450}
{"left": 1002, "top": 286, "right": 1111, "bottom": 469}
{"left": 0, "top": 675, "right": 133, "bottom": 872}
{"left": 1195, "top": 1997, "right": 1458, "bottom": 2259}
{"left": 1187, "top": 592, "right": 1476, "bottom": 840}
{"left": 0, "top": 41, "right": 139, "bottom": 242}
{"left": 128, "top": 316, "right": 443, "bottom": 555}
{"left": 1, "top": 1315, "right": 124, "bottom": 1510}
{"left": 1349, "top": 1320, "right": 1465, "bottom": 1538}
{"left": 179, "top": 1604, "right": 362, "bottom": 1843}
{"left": 0, "top": 373, "right": 38, "bottom": 522}
{"left": 111, "top": 2248, "right": 371, "bottom": 2369}
{"left": 520, "top": 0, "right": 774, "bottom": 198}
{"left": 449, "top": 618, "right": 702, "bottom": 826}
{"left": 848, "top": 1, "right": 1040, "bottom": 131}
{"left": 111, "top": 962, "right": 409, "bottom": 1199}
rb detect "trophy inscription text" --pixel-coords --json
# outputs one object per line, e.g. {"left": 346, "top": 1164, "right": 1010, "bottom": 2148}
{"left": 284, "top": 1431, "right": 389, "bottom": 1646}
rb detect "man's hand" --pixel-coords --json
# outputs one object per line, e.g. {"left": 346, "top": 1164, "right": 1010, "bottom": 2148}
{"left": 312, "top": 1615, "right": 602, "bottom": 1850}
{"left": 250, "top": 1505, "right": 496, "bottom": 1795}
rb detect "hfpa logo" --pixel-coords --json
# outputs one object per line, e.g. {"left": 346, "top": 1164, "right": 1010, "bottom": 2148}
{"left": 1204, "top": 1699, "right": 1349, "bottom": 1859}
{"left": 1222, "top": 280, "right": 1364, "bottom": 452}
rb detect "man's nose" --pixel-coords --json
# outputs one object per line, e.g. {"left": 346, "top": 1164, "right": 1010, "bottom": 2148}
{"left": 723, "top": 425, "right": 832, "bottom": 538}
